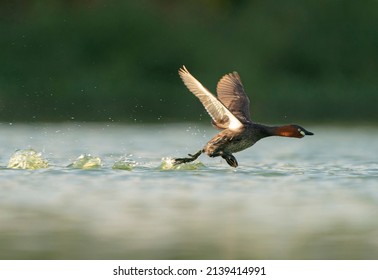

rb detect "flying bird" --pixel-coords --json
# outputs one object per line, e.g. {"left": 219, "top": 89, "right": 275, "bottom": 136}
{"left": 173, "top": 66, "right": 313, "bottom": 167}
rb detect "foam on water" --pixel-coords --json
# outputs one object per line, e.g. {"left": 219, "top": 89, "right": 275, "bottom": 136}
{"left": 159, "top": 157, "right": 205, "bottom": 170}
{"left": 7, "top": 149, "right": 49, "bottom": 170}
{"left": 68, "top": 154, "right": 102, "bottom": 169}
{"left": 4, "top": 149, "right": 205, "bottom": 171}
{"left": 112, "top": 156, "right": 136, "bottom": 170}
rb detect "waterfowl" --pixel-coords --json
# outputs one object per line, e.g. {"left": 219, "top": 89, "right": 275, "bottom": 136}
{"left": 173, "top": 66, "right": 314, "bottom": 167}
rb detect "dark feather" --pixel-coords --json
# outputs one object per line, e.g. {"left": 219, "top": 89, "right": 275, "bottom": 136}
{"left": 216, "top": 72, "right": 251, "bottom": 123}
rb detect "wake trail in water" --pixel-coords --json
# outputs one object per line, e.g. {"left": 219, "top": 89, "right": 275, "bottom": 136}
{"left": 4, "top": 148, "right": 205, "bottom": 171}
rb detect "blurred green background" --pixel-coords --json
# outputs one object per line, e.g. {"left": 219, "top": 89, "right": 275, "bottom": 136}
{"left": 1, "top": 0, "right": 377, "bottom": 124}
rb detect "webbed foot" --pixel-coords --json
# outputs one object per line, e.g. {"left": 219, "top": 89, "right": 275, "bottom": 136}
{"left": 222, "top": 153, "right": 238, "bottom": 167}
{"left": 173, "top": 150, "right": 202, "bottom": 165}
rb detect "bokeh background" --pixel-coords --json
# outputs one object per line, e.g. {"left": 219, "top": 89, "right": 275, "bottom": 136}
{"left": 1, "top": 0, "right": 377, "bottom": 124}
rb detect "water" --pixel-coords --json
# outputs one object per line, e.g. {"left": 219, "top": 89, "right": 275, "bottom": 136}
{"left": 1, "top": 123, "right": 377, "bottom": 259}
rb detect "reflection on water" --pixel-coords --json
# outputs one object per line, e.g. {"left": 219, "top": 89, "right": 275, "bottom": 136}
{"left": 0, "top": 123, "right": 377, "bottom": 259}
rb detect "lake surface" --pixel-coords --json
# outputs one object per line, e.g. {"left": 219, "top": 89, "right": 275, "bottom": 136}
{"left": 0, "top": 123, "right": 377, "bottom": 259}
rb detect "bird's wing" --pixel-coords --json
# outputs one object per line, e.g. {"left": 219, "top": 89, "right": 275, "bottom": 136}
{"left": 178, "top": 66, "right": 243, "bottom": 130}
{"left": 216, "top": 71, "right": 252, "bottom": 123}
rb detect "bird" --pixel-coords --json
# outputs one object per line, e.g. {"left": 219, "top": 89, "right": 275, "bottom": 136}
{"left": 173, "top": 66, "right": 314, "bottom": 167}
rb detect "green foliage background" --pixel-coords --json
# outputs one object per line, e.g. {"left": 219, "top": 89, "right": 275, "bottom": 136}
{"left": 1, "top": 0, "right": 377, "bottom": 123}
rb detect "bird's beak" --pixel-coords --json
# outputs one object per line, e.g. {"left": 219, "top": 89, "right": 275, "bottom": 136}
{"left": 304, "top": 129, "right": 314, "bottom": 136}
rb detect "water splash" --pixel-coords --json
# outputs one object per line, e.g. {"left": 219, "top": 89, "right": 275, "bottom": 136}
{"left": 68, "top": 154, "right": 102, "bottom": 169}
{"left": 7, "top": 149, "right": 49, "bottom": 170}
{"left": 112, "top": 156, "right": 136, "bottom": 170}
{"left": 159, "top": 157, "right": 205, "bottom": 170}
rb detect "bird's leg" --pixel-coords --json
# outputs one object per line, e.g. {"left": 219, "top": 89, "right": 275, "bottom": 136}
{"left": 172, "top": 150, "right": 203, "bottom": 165}
{"left": 221, "top": 152, "right": 238, "bottom": 167}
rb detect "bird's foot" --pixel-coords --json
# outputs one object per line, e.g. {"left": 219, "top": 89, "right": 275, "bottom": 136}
{"left": 222, "top": 153, "right": 238, "bottom": 168}
{"left": 172, "top": 150, "right": 202, "bottom": 165}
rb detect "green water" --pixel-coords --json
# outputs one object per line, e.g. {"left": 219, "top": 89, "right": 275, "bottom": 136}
{"left": 0, "top": 123, "right": 377, "bottom": 259}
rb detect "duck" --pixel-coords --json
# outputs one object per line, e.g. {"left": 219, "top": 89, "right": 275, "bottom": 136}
{"left": 173, "top": 66, "right": 313, "bottom": 167}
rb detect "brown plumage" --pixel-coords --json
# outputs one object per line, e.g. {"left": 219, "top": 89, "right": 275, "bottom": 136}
{"left": 173, "top": 66, "right": 313, "bottom": 167}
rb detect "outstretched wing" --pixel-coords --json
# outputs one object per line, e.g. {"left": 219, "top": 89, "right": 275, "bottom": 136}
{"left": 178, "top": 66, "right": 242, "bottom": 130}
{"left": 216, "top": 72, "right": 251, "bottom": 123}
